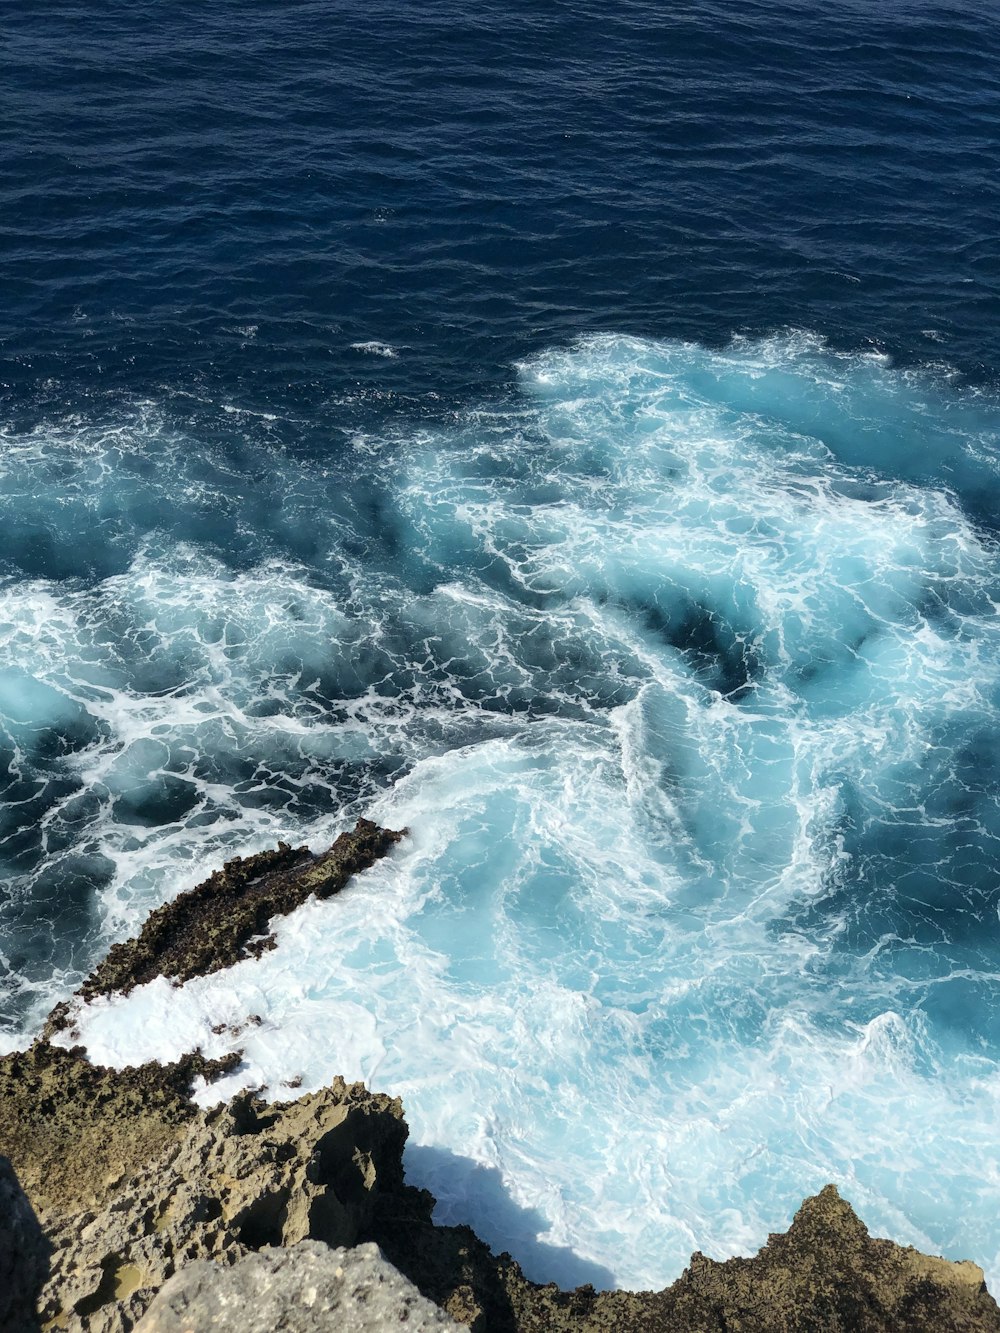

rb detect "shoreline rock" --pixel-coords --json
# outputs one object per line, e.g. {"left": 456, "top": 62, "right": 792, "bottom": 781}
{"left": 3, "top": 1040, "right": 997, "bottom": 1332}
{"left": 0, "top": 1041, "right": 239, "bottom": 1219}
{"left": 45, "top": 818, "right": 405, "bottom": 1037}
{"left": 2, "top": 822, "right": 999, "bottom": 1332}
{"left": 22, "top": 1062, "right": 407, "bottom": 1332}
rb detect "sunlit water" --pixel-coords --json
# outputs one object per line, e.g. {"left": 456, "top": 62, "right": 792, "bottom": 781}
{"left": 5, "top": 0, "right": 1000, "bottom": 1295}
{"left": 4, "top": 334, "right": 1000, "bottom": 1289}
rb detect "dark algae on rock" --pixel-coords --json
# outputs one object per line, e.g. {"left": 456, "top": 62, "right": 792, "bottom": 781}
{"left": 46, "top": 818, "right": 405, "bottom": 1028}
{"left": 2, "top": 819, "right": 999, "bottom": 1332}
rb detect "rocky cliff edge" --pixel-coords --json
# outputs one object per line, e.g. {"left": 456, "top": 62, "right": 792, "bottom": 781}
{"left": 0, "top": 819, "right": 997, "bottom": 1333}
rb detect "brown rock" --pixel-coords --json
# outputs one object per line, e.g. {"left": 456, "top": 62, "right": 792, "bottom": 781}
{"left": 24, "top": 1073, "right": 406, "bottom": 1333}
{"left": 655, "top": 1184, "right": 1000, "bottom": 1332}
{"left": 46, "top": 818, "right": 405, "bottom": 1033}
{"left": 4, "top": 814, "right": 997, "bottom": 1333}
{"left": 0, "top": 1041, "right": 238, "bottom": 1218}
{"left": 4, "top": 1037, "right": 998, "bottom": 1333}
{"left": 376, "top": 1182, "right": 1000, "bottom": 1333}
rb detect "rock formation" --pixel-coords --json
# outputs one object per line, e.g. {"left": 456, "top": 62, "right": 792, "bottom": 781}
{"left": 1, "top": 819, "right": 998, "bottom": 1332}
{"left": 2, "top": 1033, "right": 998, "bottom": 1333}
{"left": 372, "top": 1173, "right": 1000, "bottom": 1332}
{"left": 0, "top": 1041, "right": 238, "bottom": 1222}
{"left": 135, "top": 1241, "right": 462, "bottom": 1332}
{"left": 45, "top": 817, "right": 405, "bottom": 1036}
{"left": 8, "top": 1056, "right": 407, "bottom": 1332}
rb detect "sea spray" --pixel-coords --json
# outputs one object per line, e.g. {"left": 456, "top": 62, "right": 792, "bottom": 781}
{"left": 5, "top": 334, "right": 1000, "bottom": 1289}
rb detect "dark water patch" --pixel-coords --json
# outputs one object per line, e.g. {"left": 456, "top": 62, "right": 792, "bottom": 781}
{"left": 4, "top": 0, "right": 1000, "bottom": 422}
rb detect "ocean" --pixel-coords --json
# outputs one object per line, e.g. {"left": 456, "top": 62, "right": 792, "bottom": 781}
{"left": 4, "top": 0, "right": 1000, "bottom": 1292}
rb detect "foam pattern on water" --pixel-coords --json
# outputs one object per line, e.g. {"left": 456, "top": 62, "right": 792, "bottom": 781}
{"left": 7, "top": 334, "right": 1000, "bottom": 1289}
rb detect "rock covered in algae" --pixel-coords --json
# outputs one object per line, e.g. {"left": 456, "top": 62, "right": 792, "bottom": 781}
{"left": 135, "top": 1240, "right": 462, "bottom": 1332}
{"left": 45, "top": 817, "right": 405, "bottom": 1032}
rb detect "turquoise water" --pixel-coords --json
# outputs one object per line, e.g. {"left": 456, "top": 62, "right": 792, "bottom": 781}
{"left": 10, "top": 333, "right": 1000, "bottom": 1288}
{"left": 4, "top": 0, "right": 1000, "bottom": 1293}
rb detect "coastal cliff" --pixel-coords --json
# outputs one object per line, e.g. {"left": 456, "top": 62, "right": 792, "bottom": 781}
{"left": 1, "top": 822, "right": 998, "bottom": 1332}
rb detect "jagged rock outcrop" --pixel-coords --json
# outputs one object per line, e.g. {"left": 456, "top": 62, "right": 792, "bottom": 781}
{"left": 3, "top": 1040, "right": 999, "bottom": 1333}
{"left": 0, "top": 1045, "right": 406, "bottom": 1333}
{"left": 45, "top": 818, "right": 405, "bottom": 1037}
{"left": 661, "top": 1184, "right": 998, "bottom": 1332}
{"left": 41, "top": 1080, "right": 405, "bottom": 1332}
{"left": 0, "top": 1155, "right": 48, "bottom": 1332}
{"left": 373, "top": 1177, "right": 1000, "bottom": 1332}
{"left": 135, "top": 1240, "right": 463, "bottom": 1332}
{"left": 3, "top": 818, "right": 998, "bottom": 1333}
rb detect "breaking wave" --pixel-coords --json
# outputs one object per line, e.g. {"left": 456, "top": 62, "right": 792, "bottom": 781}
{"left": 4, "top": 333, "right": 1000, "bottom": 1289}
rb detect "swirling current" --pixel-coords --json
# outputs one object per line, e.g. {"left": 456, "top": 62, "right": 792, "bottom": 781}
{"left": 5, "top": 333, "right": 1000, "bottom": 1288}
{"left": 4, "top": 0, "right": 1000, "bottom": 1298}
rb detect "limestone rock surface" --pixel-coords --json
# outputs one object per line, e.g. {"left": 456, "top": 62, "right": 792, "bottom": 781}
{"left": 662, "top": 1184, "right": 1000, "bottom": 1333}
{"left": 0, "top": 1041, "right": 237, "bottom": 1220}
{"left": 42, "top": 1079, "right": 404, "bottom": 1333}
{"left": 5, "top": 1042, "right": 1000, "bottom": 1333}
{"left": 0, "top": 1047, "right": 406, "bottom": 1333}
{"left": 135, "top": 1240, "right": 462, "bottom": 1332}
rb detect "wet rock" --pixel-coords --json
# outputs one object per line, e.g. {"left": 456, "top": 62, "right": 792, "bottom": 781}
{"left": 0, "top": 1155, "right": 48, "bottom": 1332}
{"left": 46, "top": 818, "right": 405, "bottom": 1030}
{"left": 135, "top": 1240, "right": 462, "bottom": 1332}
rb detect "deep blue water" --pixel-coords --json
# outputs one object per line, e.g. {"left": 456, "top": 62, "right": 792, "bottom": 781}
{"left": 6, "top": 0, "right": 1000, "bottom": 426}
{"left": 4, "top": 0, "right": 1000, "bottom": 1292}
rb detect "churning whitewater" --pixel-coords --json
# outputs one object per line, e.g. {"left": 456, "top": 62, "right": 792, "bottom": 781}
{"left": 4, "top": 334, "right": 1000, "bottom": 1290}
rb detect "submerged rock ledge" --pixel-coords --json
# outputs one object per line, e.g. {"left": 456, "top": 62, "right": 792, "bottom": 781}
{"left": 2, "top": 822, "right": 998, "bottom": 1332}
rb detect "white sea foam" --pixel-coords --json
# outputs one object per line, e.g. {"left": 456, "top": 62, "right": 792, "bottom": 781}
{"left": 351, "top": 341, "right": 399, "bottom": 358}
{"left": 68, "top": 726, "right": 1000, "bottom": 1290}
{"left": 9, "top": 333, "right": 1000, "bottom": 1290}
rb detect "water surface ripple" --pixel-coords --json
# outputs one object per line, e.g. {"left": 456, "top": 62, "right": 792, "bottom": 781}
{"left": 3, "top": 0, "right": 1000, "bottom": 1296}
